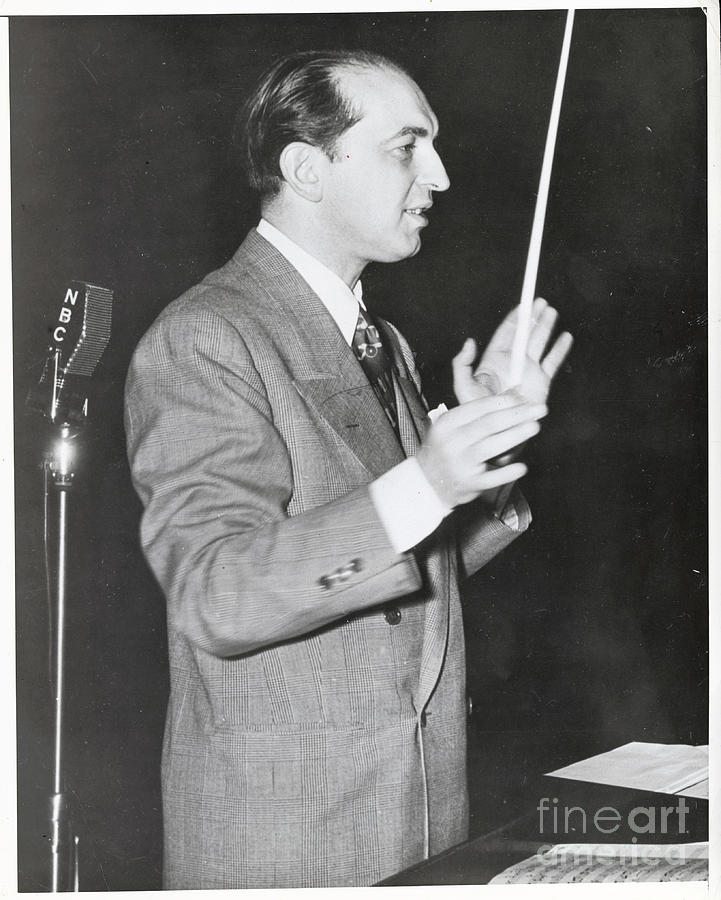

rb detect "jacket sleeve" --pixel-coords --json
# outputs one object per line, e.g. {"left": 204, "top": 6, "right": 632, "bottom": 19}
{"left": 124, "top": 302, "right": 422, "bottom": 658}
{"left": 455, "top": 487, "right": 531, "bottom": 579}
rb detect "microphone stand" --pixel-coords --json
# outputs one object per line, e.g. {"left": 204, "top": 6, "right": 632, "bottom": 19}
{"left": 27, "top": 282, "right": 113, "bottom": 891}
{"left": 47, "top": 352, "right": 84, "bottom": 892}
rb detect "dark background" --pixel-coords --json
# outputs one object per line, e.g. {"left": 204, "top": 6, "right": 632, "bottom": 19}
{"left": 11, "top": 9, "right": 708, "bottom": 891}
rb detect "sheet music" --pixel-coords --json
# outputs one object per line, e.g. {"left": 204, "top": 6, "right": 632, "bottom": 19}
{"left": 546, "top": 742, "right": 709, "bottom": 797}
{"left": 489, "top": 842, "right": 709, "bottom": 884}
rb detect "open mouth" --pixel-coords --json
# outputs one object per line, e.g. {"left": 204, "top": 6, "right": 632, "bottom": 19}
{"left": 404, "top": 208, "right": 429, "bottom": 223}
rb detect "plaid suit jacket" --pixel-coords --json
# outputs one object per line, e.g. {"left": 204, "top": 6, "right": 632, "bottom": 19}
{"left": 124, "top": 229, "right": 529, "bottom": 888}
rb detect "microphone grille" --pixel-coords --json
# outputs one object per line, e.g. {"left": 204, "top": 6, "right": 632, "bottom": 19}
{"left": 63, "top": 281, "right": 113, "bottom": 379}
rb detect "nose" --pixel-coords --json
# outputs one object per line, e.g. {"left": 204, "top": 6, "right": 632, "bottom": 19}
{"left": 422, "top": 145, "right": 450, "bottom": 193}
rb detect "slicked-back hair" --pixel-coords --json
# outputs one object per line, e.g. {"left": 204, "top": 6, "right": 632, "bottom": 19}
{"left": 240, "top": 49, "right": 409, "bottom": 199}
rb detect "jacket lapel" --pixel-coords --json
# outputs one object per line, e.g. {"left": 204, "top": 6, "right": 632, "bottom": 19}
{"left": 294, "top": 377, "right": 406, "bottom": 478}
{"left": 234, "top": 230, "right": 406, "bottom": 478}
{"left": 376, "top": 318, "right": 428, "bottom": 458}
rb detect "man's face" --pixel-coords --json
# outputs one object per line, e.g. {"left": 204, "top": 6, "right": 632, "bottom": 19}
{"left": 318, "top": 65, "right": 450, "bottom": 281}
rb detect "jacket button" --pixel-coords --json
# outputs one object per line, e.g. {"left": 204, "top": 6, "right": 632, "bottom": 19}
{"left": 466, "top": 694, "right": 474, "bottom": 720}
{"left": 384, "top": 605, "right": 402, "bottom": 625}
{"left": 420, "top": 711, "right": 428, "bottom": 727}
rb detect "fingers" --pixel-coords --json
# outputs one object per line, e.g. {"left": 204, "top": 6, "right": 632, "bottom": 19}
{"left": 476, "top": 460, "right": 528, "bottom": 491}
{"left": 526, "top": 298, "right": 557, "bottom": 361}
{"left": 451, "top": 338, "right": 479, "bottom": 402}
{"left": 486, "top": 298, "right": 572, "bottom": 375}
{"left": 452, "top": 337, "right": 477, "bottom": 370}
{"left": 463, "top": 400, "right": 547, "bottom": 444}
{"left": 541, "top": 330, "right": 574, "bottom": 380}
{"left": 484, "top": 308, "right": 518, "bottom": 352}
{"left": 524, "top": 298, "right": 573, "bottom": 384}
{"left": 451, "top": 392, "right": 546, "bottom": 457}
{"left": 488, "top": 450, "right": 516, "bottom": 467}
{"left": 448, "top": 390, "right": 545, "bottom": 428}
{"left": 473, "top": 418, "right": 541, "bottom": 462}
{"left": 418, "top": 393, "right": 546, "bottom": 507}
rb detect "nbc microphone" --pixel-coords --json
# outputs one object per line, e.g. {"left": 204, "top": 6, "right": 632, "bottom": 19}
{"left": 27, "top": 281, "right": 113, "bottom": 425}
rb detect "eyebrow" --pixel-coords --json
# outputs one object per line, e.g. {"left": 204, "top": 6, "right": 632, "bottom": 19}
{"left": 383, "top": 125, "right": 437, "bottom": 143}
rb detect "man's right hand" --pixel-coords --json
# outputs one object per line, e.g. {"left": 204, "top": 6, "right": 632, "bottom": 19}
{"left": 415, "top": 391, "right": 547, "bottom": 509}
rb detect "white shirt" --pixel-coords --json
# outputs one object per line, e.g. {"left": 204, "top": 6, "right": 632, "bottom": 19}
{"left": 257, "top": 218, "right": 450, "bottom": 551}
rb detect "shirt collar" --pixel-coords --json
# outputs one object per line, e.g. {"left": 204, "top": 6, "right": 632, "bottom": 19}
{"left": 257, "top": 218, "right": 363, "bottom": 345}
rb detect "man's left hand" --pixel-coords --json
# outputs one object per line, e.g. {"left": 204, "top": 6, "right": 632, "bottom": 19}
{"left": 453, "top": 297, "right": 573, "bottom": 405}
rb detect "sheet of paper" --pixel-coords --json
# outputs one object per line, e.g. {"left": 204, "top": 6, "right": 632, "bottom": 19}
{"left": 547, "top": 842, "right": 708, "bottom": 859}
{"left": 546, "top": 742, "right": 709, "bottom": 796}
{"left": 489, "top": 842, "right": 709, "bottom": 884}
{"left": 681, "top": 778, "right": 709, "bottom": 800}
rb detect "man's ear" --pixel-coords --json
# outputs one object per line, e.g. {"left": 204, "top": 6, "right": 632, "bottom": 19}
{"left": 278, "top": 142, "right": 326, "bottom": 202}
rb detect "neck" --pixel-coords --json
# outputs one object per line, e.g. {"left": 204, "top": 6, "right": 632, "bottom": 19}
{"left": 261, "top": 201, "right": 365, "bottom": 289}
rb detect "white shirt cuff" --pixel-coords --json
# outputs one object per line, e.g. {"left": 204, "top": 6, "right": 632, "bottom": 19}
{"left": 369, "top": 457, "right": 452, "bottom": 553}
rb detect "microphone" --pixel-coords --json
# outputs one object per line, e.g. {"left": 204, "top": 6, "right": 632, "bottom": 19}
{"left": 27, "top": 280, "right": 113, "bottom": 424}
{"left": 25, "top": 282, "right": 113, "bottom": 889}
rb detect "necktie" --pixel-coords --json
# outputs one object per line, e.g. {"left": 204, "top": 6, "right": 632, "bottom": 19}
{"left": 351, "top": 307, "right": 399, "bottom": 433}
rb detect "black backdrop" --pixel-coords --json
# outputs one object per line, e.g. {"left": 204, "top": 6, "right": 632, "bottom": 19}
{"left": 11, "top": 9, "right": 708, "bottom": 891}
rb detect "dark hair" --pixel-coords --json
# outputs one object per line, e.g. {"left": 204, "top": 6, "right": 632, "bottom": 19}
{"left": 240, "top": 49, "right": 408, "bottom": 199}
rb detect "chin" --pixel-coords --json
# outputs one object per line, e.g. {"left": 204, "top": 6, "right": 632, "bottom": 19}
{"left": 367, "top": 233, "right": 423, "bottom": 265}
{"left": 387, "top": 236, "right": 423, "bottom": 263}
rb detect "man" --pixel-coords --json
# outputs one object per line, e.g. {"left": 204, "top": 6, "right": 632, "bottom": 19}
{"left": 125, "top": 49, "right": 572, "bottom": 889}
